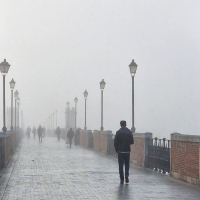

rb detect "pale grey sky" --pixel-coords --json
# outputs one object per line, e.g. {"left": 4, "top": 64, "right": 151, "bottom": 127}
{"left": 0, "top": 0, "right": 200, "bottom": 138}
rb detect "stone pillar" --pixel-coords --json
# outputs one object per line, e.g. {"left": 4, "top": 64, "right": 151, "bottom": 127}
{"left": 93, "top": 130, "right": 100, "bottom": 151}
{"left": 99, "top": 131, "right": 108, "bottom": 154}
{"left": 130, "top": 132, "right": 152, "bottom": 167}
{"left": 79, "top": 129, "right": 88, "bottom": 148}
{"left": 5, "top": 132, "right": 11, "bottom": 167}
{"left": 171, "top": 133, "right": 200, "bottom": 185}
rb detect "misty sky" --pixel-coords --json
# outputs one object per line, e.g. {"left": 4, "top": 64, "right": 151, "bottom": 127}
{"left": 0, "top": 0, "right": 200, "bottom": 139}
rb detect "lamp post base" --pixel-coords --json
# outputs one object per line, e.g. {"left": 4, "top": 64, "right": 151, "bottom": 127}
{"left": 100, "top": 127, "right": 104, "bottom": 131}
{"left": 131, "top": 127, "right": 136, "bottom": 133}
{"left": 2, "top": 127, "right": 7, "bottom": 132}
{"left": 10, "top": 126, "right": 13, "bottom": 131}
{"left": 84, "top": 127, "right": 87, "bottom": 130}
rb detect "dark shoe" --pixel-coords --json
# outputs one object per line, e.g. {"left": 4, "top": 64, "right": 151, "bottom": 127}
{"left": 125, "top": 176, "right": 129, "bottom": 183}
{"left": 120, "top": 179, "right": 124, "bottom": 184}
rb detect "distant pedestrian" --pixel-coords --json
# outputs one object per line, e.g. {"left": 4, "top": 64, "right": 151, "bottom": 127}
{"left": 26, "top": 126, "right": 31, "bottom": 139}
{"left": 67, "top": 128, "right": 74, "bottom": 147}
{"left": 56, "top": 126, "right": 61, "bottom": 141}
{"left": 37, "top": 125, "right": 43, "bottom": 142}
{"left": 75, "top": 128, "right": 81, "bottom": 145}
{"left": 32, "top": 126, "right": 36, "bottom": 139}
{"left": 114, "top": 120, "right": 134, "bottom": 184}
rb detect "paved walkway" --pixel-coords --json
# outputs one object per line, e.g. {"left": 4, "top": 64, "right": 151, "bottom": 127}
{"left": 0, "top": 137, "right": 200, "bottom": 200}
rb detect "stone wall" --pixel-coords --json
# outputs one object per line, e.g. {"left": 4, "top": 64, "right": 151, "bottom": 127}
{"left": 93, "top": 130, "right": 100, "bottom": 151}
{"left": 171, "top": 133, "right": 200, "bottom": 185}
{"left": 130, "top": 132, "right": 152, "bottom": 167}
{"left": 80, "top": 130, "right": 88, "bottom": 148}
{"left": 99, "top": 131, "right": 107, "bottom": 154}
{"left": 1, "top": 130, "right": 23, "bottom": 168}
{"left": 78, "top": 130, "right": 152, "bottom": 168}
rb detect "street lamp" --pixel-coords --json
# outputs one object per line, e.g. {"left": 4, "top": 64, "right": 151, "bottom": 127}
{"left": 74, "top": 97, "right": 78, "bottom": 129}
{"left": 53, "top": 112, "right": 54, "bottom": 131}
{"left": 129, "top": 59, "right": 138, "bottom": 133}
{"left": 9, "top": 79, "right": 16, "bottom": 130}
{"left": 14, "top": 90, "right": 19, "bottom": 130}
{"left": 17, "top": 97, "right": 20, "bottom": 128}
{"left": 67, "top": 102, "right": 70, "bottom": 130}
{"left": 100, "top": 79, "right": 106, "bottom": 131}
{"left": 0, "top": 59, "right": 11, "bottom": 132}
{"left": 83, "top": 90, "right": 88, "bottom": 130}
{"left": 55, "top": 110, "right": 57, "bottom": 128}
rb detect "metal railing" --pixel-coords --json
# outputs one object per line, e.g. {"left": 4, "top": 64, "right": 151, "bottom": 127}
{"left": 146, "top": 137, "right": 170, "bottom": 174}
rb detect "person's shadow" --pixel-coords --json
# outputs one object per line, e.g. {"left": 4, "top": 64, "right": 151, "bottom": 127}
{"left": 117, "top": 184, "right": 130, "bottom": 199}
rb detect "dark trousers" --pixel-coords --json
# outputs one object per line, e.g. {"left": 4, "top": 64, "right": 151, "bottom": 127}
{"left": 58, "top": 134, "right": 60, "bottom": 141}
{"left": 118, "top": 152, "right": 130, "bottom": 180}
{"left": 69, "top": 138, "right": 72, "bottom": 146}
{"left": 39, "top": 133, "right": 42, "bottom": 142}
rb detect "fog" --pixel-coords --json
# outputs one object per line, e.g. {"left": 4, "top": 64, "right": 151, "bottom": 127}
{"left": 0, "top": 0, "right": 200, "bottom": 139}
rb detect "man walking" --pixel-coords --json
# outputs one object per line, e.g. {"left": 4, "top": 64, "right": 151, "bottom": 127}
{"left": 67, "top": 128, "right": 74, "bottom": 147}
{"left": 32, "top": 126, "right": 36, "bottom": 139}
{"left": 56, "top": 126, "right": 61, "bottom": 141}
{"left": 37, "top": 125, "right": 43, "bottom": 142}
{"left": 114, "top": 120, "right": 134, "bottom": 184}
{"left": 26, "top": 126, "right": 31, "bottom": 139}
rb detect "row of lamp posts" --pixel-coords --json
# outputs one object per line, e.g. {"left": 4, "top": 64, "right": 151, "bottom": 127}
{"left": 47, "top": 110, "right": 58, "bottom": 131}
{"left": 66, "top": 78, "right": 106, "bottom": 131}
{"left": 66, "top": 59, "right": 138, "bottom": 133}
{"left": 84, "top": 59, "right": 138, "bottom": 133}
{"left": 0, "top": 59, "right": 21, "bottom": 133}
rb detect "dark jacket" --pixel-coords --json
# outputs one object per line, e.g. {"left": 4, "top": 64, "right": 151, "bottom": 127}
{"left": 67, "top": 130, "right": 74, "bottom": 139}
{"left": 37, "top": 127, "right": 43, "bottom": 135}
{"left": 32, "top": 128, "right": 36, "bottom": 134}
{"left": 114, "top": 127, "right": 134, "bottom": 152}
{"left": 56, "top": 127, "right": 61, "bottom": 135}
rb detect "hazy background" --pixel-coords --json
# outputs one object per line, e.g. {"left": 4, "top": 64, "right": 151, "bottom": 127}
{"left": 0, "top": 0, "right": 200, "bottom": 139}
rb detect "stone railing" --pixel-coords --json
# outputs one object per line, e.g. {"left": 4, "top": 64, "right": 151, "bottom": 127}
{"left": 0, "top": 129, "right": 23, "bottom": 169}
{"left": 171, "top": 133, "right": 200, "bottom": 185}
{"left": 76, "top": 129, "right": 152, "bottom": 168}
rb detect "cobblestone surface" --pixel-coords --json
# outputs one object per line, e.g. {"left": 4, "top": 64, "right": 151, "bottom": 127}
{"left": 1, "top": 137, "right": 200, "bottom": 199}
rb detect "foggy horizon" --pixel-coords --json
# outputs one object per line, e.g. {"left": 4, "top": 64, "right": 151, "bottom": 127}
{"left": 1, "top": 0, "right": 200, "bottom": 139}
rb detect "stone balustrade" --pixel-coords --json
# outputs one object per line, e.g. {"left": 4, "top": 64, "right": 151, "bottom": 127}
{"left": 171, "top": 133, "right": 200, "bottom": 185}
{"left": 0, "top": 129, "right": 23, "bottom": 169}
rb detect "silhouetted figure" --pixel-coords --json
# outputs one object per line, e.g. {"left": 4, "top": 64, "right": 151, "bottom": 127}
{"left": 56, "top": 126, "right": 61, "bottom": 141}
{"left": 43, "top": 127, "right": 46, "bottom": 138}
{"left": 67, "top": 128, "right": 74, "bottom": 147}
{"left": 32, "top": 126, "right": 36, "bottom": 139}
{"left": 114, "top": 120, "right": 134, "bottom": 184}
{"left": 75, "top": 128, "right": 81, "bottom": 145}
{"left": 37, "top": 125, "right": 43, "bottom": 142}
{"left": 26, "top": 126, "right": 31, "bottom": 139}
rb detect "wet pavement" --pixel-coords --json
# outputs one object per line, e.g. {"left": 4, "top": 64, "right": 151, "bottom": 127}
{"left": 0, "top": 137, "right": 200, "bottom": 200}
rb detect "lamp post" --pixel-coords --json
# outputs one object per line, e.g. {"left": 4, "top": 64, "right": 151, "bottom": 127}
{"left": 17, "top": 98, "right": 20, "bottom": 128}
{"left": 55, "top": 110, "right": 57, "bottom": 128}
{"left": 51, "top": 114, "right": 53, "bottom": 130}
{"left": 67, "top": 102, "right": 70, "bottom": 130}
{"left": 83, "top": 90, "right": 88, "bottom": 130}
{"left": 0, "top": 59, "right": 11, "bottom": 132}
{"left": 100, "top": 79, "right": 106, "bottom": 131}
{"left": 14, "top": 90, "right": 19, "bottom": 130}
{"left": 74, "top": 98, "right": 78, "bottom": 129}
{"left": 53, "top": 112, "right": 54, "bottom": 131}
{"left": 9, "top": 79, "right": 16, "bottom": 130}
{"left": 129, "top": 59, "right": 138, "bottom": 133}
